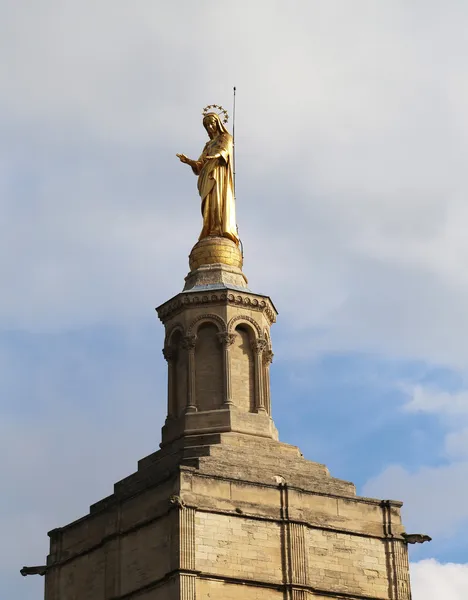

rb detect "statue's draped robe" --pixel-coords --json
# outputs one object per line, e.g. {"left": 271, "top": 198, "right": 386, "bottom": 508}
{"left": 191, "top": 132, "right": 239, "bottom": 245}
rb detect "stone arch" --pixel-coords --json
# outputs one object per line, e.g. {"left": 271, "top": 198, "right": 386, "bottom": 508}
{"left": 165, "top": 322, "right": 185, "bottom": 347}
{"left": 187, "top": 313, "right": 226, "bottom": 336}
{"left": 227, "top": 314, "right": 262, "bottom": 337}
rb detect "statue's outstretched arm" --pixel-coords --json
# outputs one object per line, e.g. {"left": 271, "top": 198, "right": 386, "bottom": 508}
{"left": 176, "top": 153, "right": 195, "bottom": 166}
{"left": 177, "top": 153, "right": 204, "bottom": 175}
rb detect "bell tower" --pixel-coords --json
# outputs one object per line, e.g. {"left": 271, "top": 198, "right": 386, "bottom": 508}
{"left": 158, "top": 236, "right": 277, "bottom": 445}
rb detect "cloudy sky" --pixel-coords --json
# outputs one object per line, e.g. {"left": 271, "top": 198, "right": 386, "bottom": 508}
{"left": 2, "top": 1, "right": 468, "bottom": 598}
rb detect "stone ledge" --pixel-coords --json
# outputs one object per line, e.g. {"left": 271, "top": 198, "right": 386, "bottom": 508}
{"left": 161, "top": 408, "right": 279, "bottom": 446}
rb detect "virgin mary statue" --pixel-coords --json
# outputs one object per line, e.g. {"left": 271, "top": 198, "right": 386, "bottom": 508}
{"left": 177, "top": 112, "right": 239, "bottom": 245}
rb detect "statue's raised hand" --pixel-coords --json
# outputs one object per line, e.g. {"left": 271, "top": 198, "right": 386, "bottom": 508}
{"left": 176, "top": 153, "right": 191, "bottom": 164}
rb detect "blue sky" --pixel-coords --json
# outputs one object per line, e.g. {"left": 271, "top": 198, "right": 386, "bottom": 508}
{"left": 2, "top": 2, "right": 468, "bottom": 598}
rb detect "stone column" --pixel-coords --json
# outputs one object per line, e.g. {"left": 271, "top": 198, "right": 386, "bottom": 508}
{"left": 251, "top": 337, "right": 267, "bottom": 413}
{"left": 182, "top": 335, "right": 197, "bottom": 413}
{"left": 217, "top": 332, "right": 237, "bottom": 407}
{"left": 162, "top": 345, "right": 177, "bottom": 419}
{"left": 263, "top": 349, "right": 274, "bottom": 415}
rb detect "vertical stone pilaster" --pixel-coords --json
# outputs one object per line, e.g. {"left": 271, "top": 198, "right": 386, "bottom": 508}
{"left": 172, "top": 502, "right": 196, "bottom": 600}
{"left": 290, "top": 522, "right": 308, "bottom": 587}
{"left": 163, "top": 345, "right": 177, "bottom": 418}
{"left": 263, "top": 349, "right": 274, "bottom": 415}
{"left": 103, "top": 538, "right": 119, "bottom": 598}
{"left": 291, "top": 590, "right": 309, "bottom": 600}
{"left": 45, "top": 529, "right": 62, "bottom": 600}
{"left": 182, "top": 335, "right": 197, "bottom": 413}
{"left": 280, "top": 485, "right": 310, "bottom": 600}
{"left": 386, "top": 537, "right": 411, "bottom": 600}
{"left": 394, "top": 540, "right": 411, "bottom": 600}
{"left": 217, "top": 332, "right": 236, "bottom": 406}
{"left": 382, "top": 500, "right": 411, "bottom": 600}
{"left": 44, "top": 567, "right": 58, "bottom": 600}
{"left": 251, "top": 337, "right": 267, "bottom": 412}
{"left": 179, "top": 506, "right": 196, "bottom": 571}
{"left": 178, "top": 573, "right": 196, "bottom": 600}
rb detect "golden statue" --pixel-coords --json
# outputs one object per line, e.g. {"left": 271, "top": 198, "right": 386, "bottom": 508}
{"left": 177, "top": 106, "right": 239, "bottom": 245}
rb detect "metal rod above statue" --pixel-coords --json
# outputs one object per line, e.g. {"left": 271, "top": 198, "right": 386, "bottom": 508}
{"left": 176, "top": 105, "right": 239, "bottom": 246}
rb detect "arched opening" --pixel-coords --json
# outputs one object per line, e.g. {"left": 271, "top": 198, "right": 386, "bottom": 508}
{"left": 230, "top": 325, "right": 255, "bottom": 412}
{"left": 194, "top": 323, "right": 223, "bottom": 411}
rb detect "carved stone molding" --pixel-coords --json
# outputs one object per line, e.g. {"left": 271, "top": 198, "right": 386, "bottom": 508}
{"left": 228, "top": 314, "right": 263, "bottom": 336}
{"left": 251, "top": 337, "right": 267, "bottom": 354}
{"left": 157, "top": 291, "right": 277, "bottom": 325}
{"left": 217, "top": 332, "right": 237, "bottom": 346}
{"left": 263, "top": 349, "right": 274, "bottom": 365}
{"left": 181, "top": 335, "right": 197, "bottom": 350}
{"left": 187, "top": 312, "right": 226, "bottom": 336}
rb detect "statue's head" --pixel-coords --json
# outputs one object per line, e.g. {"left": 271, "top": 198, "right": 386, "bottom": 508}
{"left": 203, "top": 113, "right": 229, "bottom": 138}
{"left": 203, "top": 114, "right": 219, "bottom": 138}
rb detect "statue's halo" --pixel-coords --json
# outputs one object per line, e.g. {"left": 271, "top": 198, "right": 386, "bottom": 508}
{"left": 202, "top": 104, "right": 229, "bottom": 124}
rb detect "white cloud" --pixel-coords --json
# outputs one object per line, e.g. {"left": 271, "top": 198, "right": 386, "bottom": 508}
{"left": 404, "top": 386, "right": 468, "bottom": 416}
{"left": 402, "top": 385, "right": 468, "bottom": 461}
{"left": 411, "top": 559, "right": 468, "bottom": 600}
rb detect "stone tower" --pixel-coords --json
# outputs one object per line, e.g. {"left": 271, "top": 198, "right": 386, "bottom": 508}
{"left": 38, "top": 235, "right": 414, "bottom": 600}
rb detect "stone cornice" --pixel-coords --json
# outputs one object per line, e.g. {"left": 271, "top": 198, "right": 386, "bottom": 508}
{"left": 156, "top": 289, "right": 277, "bottom": 324}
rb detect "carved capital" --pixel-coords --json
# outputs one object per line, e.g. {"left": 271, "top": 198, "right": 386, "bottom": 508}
{"left": 162, "top": 345, "right": 177, "bottom": 362}
{"left": 251, "top": 337, "right": 267, "bottom": 354}
{"left": 181, "top": 335, "right": 197, "bottom": 351}
{"left": 217, "top": 332, "right": 237, "bottom": 347}
{"left": 263, "top": 349, "right": 274, "bottom": 365}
